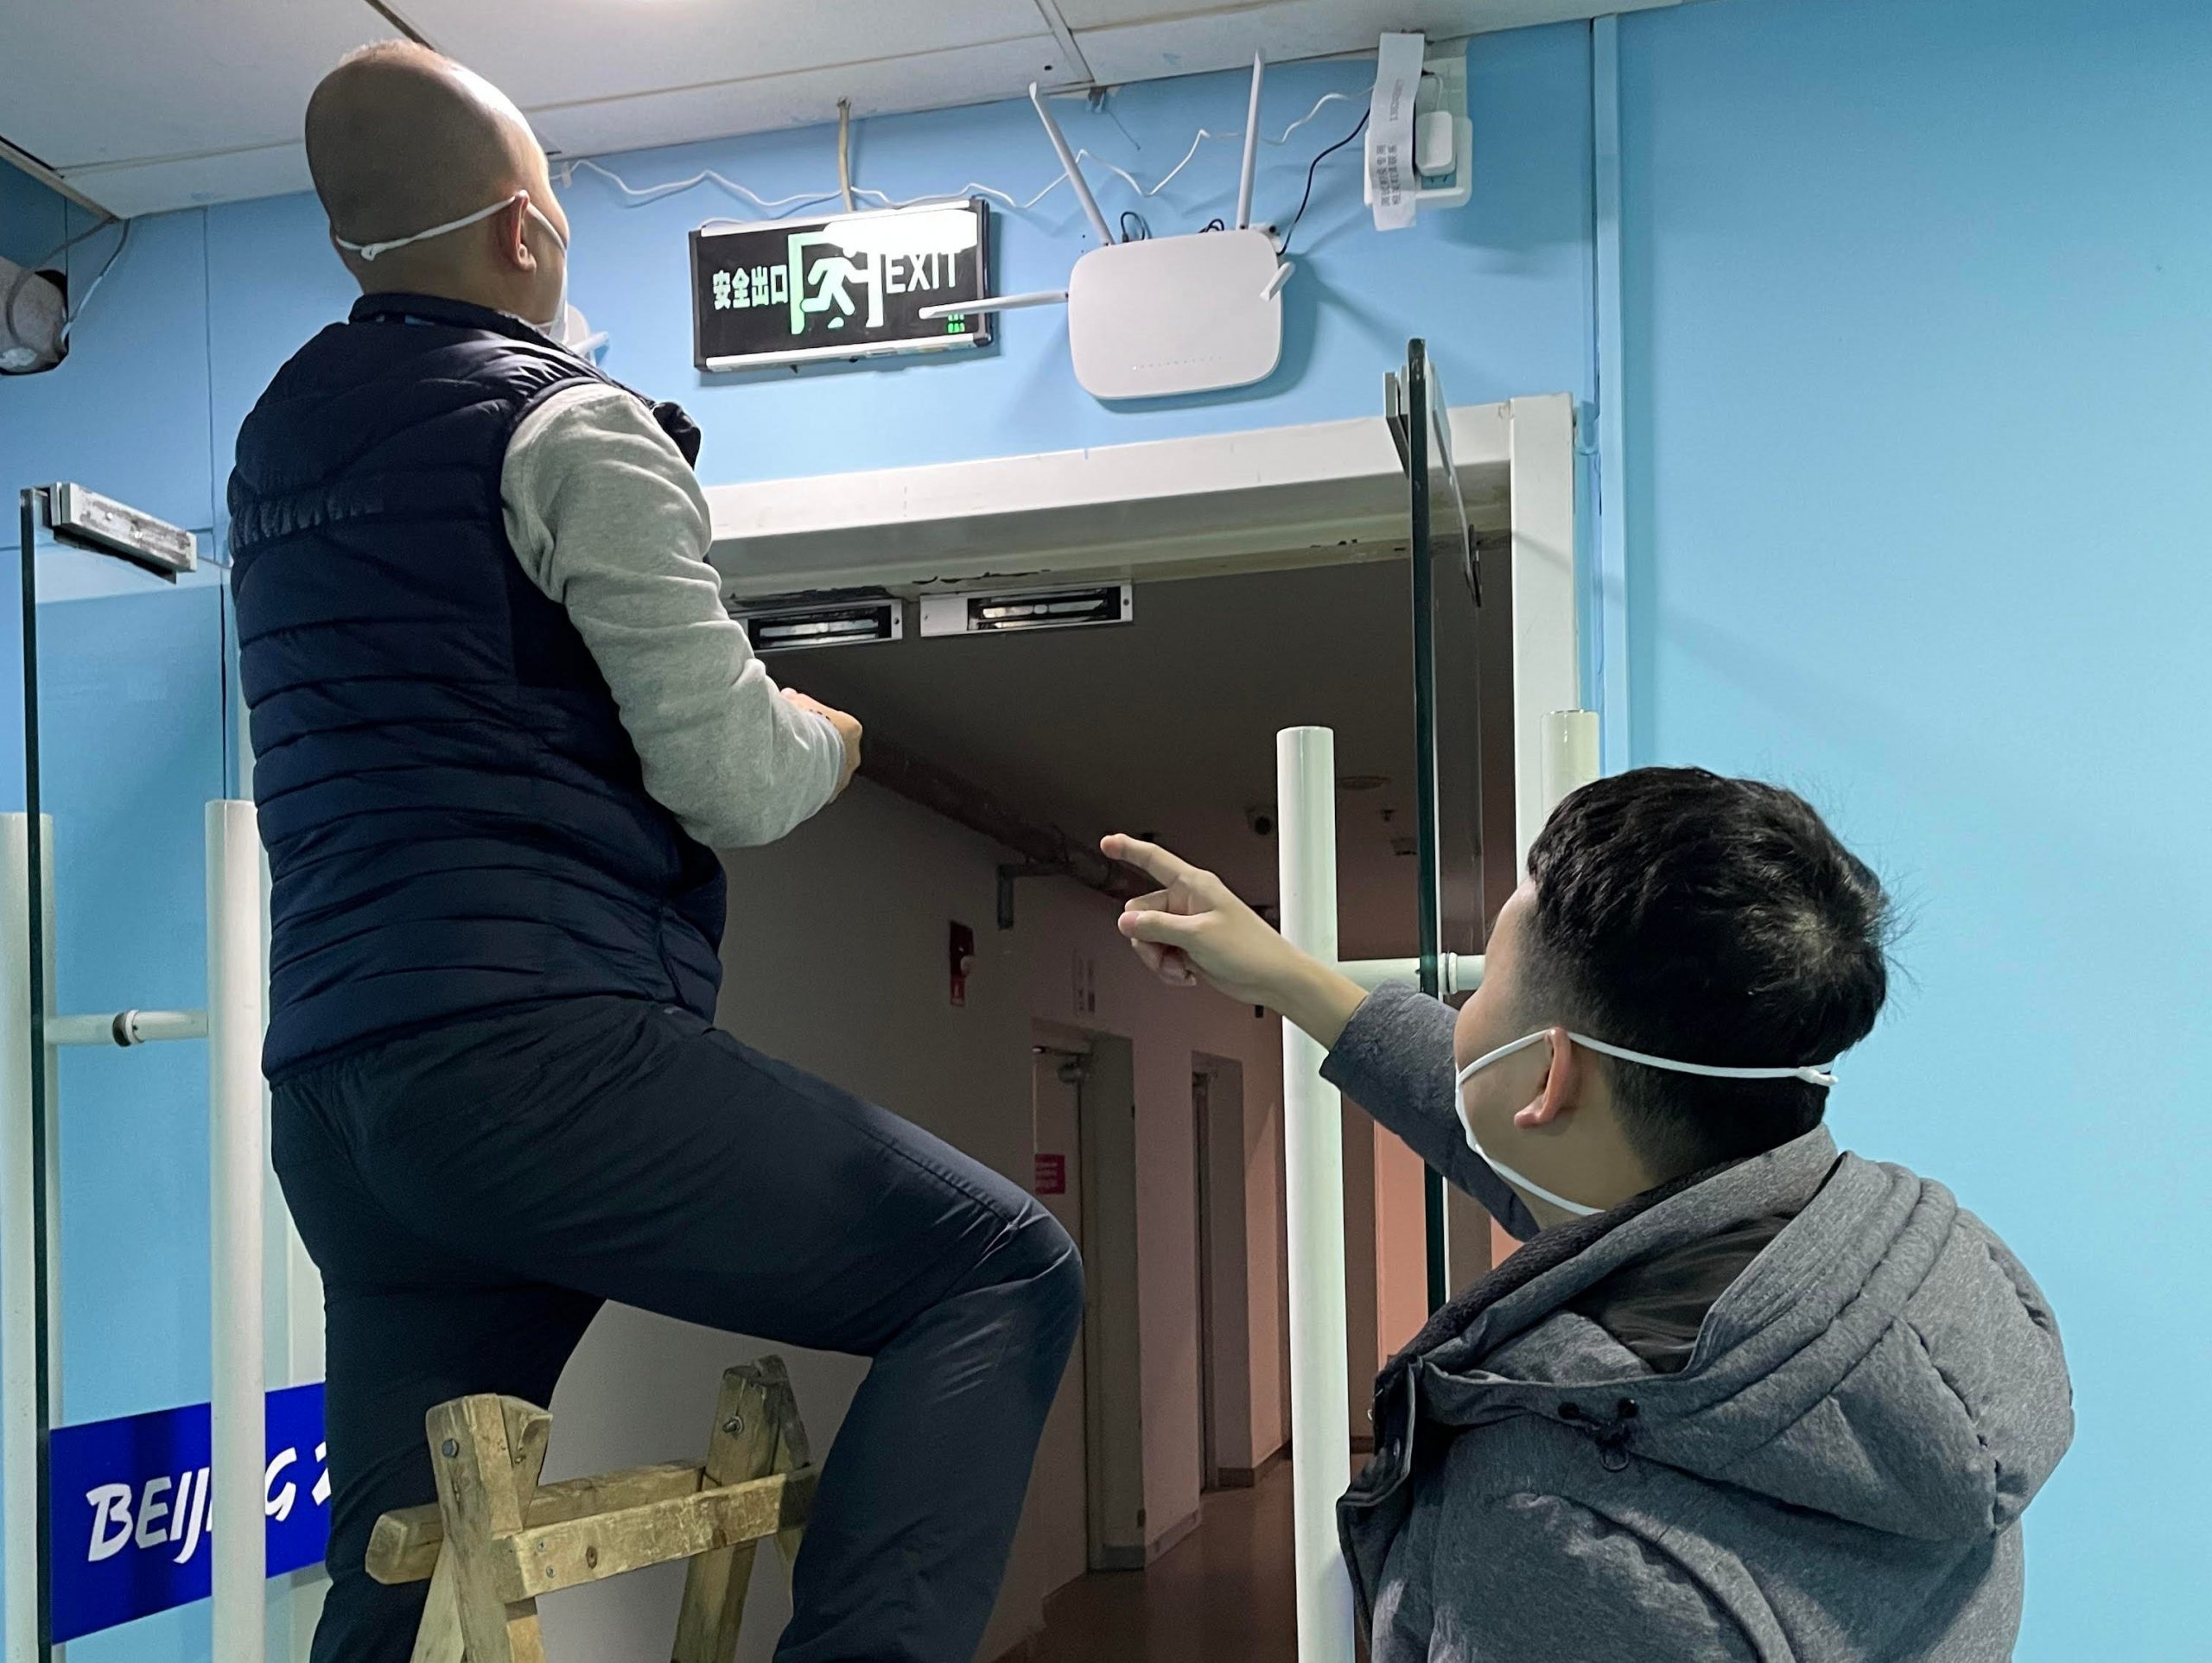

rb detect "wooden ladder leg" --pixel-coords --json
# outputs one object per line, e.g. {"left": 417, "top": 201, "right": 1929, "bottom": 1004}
{"left": 410, "top": 1546, "right": 466, "bottom": 1663}
{"left": 671, "top": 1363, "right": 785, "bottom": 1663}
{"left": 426, "top": 1396, "right": 554, "bottom": 1663}
{"left": 756, "top": 1358, "right": 812, "bottom": 1574}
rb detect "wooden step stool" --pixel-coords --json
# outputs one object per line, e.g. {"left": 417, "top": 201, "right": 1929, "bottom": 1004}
{"left": 365, "top": 1356, "right": 816, "bottom": 1663}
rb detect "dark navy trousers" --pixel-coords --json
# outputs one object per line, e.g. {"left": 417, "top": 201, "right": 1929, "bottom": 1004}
{"left": 273, "top": 996, "right": 1083, "bottom": 1663}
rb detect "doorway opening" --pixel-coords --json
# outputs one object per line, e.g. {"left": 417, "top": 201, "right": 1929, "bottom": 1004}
{"left": 694, "top": 391, "right": 1576, "bottom": 1661}
{"left": 1192, "top": 1056, "right": 1250, "bottom": 1495}
{"left": 1020, "top": 1021, "right": 1144, "bottom": 1598}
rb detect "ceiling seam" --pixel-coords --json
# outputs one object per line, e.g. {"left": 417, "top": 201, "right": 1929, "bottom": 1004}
{"left": 518, "top": 34, "right": 1075, "bottom": 120}
{"left": 1029, "top": 0, "right": 1097, "bottom": 87}
{"left": 60, "top": 138, "right": 302, "bottom": 179}
{"left": 360, "top": 0, "right": 436, "bottom": 48}
{"left": 0, "top": 132, "right": 112, "bottom": 217}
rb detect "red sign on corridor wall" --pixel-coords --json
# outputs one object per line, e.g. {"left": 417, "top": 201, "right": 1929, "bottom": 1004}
{"left": 1034, "top": 1153, "right": 1067, "bottom": 1196}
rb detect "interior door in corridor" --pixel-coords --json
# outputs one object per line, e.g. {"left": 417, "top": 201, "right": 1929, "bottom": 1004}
{"left": 1031, "top": 1045, "right": 1090, "bottom": 1592}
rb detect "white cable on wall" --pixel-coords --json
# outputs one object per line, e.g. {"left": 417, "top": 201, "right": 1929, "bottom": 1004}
{"left": 557, "top": 87, "right": 1370, "bottom": 223}
{"left": 57, "top": 219, "right": 130, "bottom": 346}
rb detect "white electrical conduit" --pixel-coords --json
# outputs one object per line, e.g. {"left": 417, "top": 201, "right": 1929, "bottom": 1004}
{"left": 43, "top": 1008, "right": 209, "bottom": 1047}
{"left": 1276, "top": 727, "right": 1356, "bottom": 1663}
{"left": 1339, "top": 954, "right": 1483, "bottom": 996}
{"left": 207, "top": 801, "right": 267, "bottom": 1663}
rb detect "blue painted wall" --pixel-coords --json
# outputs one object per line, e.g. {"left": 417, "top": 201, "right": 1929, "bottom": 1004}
{"left": 1618, "top": 0, "right": 2210, "bottom": 1653}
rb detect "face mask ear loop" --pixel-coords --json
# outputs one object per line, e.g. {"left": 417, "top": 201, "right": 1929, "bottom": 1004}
{"left": 1452, "top": 1028, "right": 1554, "bottom": 1088}
{"left": 1452, "top": 1027, "right": 1836, "bottom": 1222}
{"left": 334, "top": 192, "right": 529, "bottom": 263}
{"left": 1562, "top": 1032, "right": 1838, "bottom": 1090}
{"left": 1452, "top": 1031, "right": 1605, "bottom": 1219}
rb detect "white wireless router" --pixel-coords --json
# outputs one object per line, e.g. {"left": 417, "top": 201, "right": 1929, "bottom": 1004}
{"left": 926, "top": 58, "right": 1289, "bottom": 402}
{"left": 1065, "top": 228, "right": 1282, "bottom": 400}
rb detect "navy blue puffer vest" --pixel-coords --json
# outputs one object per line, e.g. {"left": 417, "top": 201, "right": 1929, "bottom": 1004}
{"left": 228, "top": 293, "right": 725, "bottom": 1079}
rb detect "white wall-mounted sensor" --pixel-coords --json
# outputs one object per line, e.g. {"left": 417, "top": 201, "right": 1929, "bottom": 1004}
{"left": 1416, "top": 111, "right": 1456, "bottom": 178}
{"left": 1366, "top": 35, "right": 1474, "bottom": 225}
{"left": 925, "top": 57, "right": 1288, "bottom": 403}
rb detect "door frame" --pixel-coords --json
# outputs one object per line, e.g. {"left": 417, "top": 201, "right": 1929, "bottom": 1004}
{"left": 1192, "top": 1067, "right": 1219, "bottom": 1495}
{"left": 1034, "top": 1019, "right": 1145, "bottom": 1571}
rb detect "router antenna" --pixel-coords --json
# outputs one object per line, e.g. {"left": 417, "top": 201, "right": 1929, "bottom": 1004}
{"left": 1234, "top": 53, "right": 1264, "bottom": 231}
{"left": 1030, "top": 83, "right": 1116, "bottom": 246}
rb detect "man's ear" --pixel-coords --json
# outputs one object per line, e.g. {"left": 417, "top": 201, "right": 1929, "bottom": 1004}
{"left": 1513, "top": 1027, "right": 1583, "bottom": 1129}
{"left": 495, "top": 193, "right": 535, "bottom": 273}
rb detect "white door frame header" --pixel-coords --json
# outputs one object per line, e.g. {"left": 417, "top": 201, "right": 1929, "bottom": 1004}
{"left": 704, "top": 397, "right": 1569, "bottom": 602}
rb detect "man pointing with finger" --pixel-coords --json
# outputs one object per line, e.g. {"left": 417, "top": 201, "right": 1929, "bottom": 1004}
{"left": 231, "top": 42, "right": 1081, "bottom": 1663}
{"left": 1103, "top": 767, "right": 2070, "bottom": 1663}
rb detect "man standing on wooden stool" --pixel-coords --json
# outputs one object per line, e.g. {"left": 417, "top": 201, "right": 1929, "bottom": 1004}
{"left": 228, "top": 43, "right": 1082, "bottom": 1663}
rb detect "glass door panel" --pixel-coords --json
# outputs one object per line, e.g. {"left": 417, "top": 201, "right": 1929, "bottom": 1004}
{"left": 6, "top": 485, "right": 233, "bottom": 1661}
{"left": 1398, "top": 341, "right": 1489, "bottom": 1311}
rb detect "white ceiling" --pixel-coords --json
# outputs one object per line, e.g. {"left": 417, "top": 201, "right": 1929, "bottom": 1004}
{"left": 0, "top": 0, "right": 1680, "bottom": 219}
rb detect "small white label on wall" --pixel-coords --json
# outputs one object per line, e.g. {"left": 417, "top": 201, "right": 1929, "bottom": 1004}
{"left": 1370, "top": 32, "right": 1427, "bottom": 232}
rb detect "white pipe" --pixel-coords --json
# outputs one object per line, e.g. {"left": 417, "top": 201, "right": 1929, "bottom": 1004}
{"left": 2, "top": 816, "right": 41, "bottom": 1663}
{"left": 1541, "top": 708, "right": 1601, "bottom": 816}
{"left": 207, "top": 800, "right": 266, "bottom": 1663}
{"left": 1276, "top": 727, "right": 1354, "bottom": 1663}
{"left": 45, "top": 1008, "right": 208, "bottom": 1047}
{"left": 1029, "top": 83, "right": 1116, "bottom": 247}
{"left": 1235, "top": 52, "right": 1265, "bottom": 231}
{"left": 1591, "top": 16, "right": 1630, "bottom": 769}
{"left": 1340, "top": 954, "right": 1484, "bottom": 997}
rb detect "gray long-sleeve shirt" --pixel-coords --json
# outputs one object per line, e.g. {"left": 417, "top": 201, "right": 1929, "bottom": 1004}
{"left": 500, "top": 382, "right": 845, "bottom": 849}
{"left": 1322, "top": 983, "right": 1541, "bottom": 1242}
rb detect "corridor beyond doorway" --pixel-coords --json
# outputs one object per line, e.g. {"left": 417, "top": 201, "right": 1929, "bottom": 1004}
{"left": 1018, "top": 1460, "right": 1299, "bottom": 1663}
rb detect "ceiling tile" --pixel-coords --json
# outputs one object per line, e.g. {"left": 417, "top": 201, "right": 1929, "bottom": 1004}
{"left": 530, "top": 36, "right": 1075, "bottom": 163}
{"left": 401, "top": 0, "right": 1068, "bottom": 112}
{"left": 0, "top": 0, "right": 400, "bottom": 176}
{"left": 1070, "top": 0, "right": 1678, "bottom": 85}
{"left": 57, "top": 143, "right": 316, "bottom": 219}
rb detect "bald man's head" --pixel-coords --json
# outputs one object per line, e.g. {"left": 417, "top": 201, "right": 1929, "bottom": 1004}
{"left": 305, "top": 42, "right": 569, "bottom": 313}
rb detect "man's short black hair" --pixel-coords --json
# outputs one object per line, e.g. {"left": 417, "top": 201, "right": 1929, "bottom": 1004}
{"left": 1521, "top": 767, "right": 1892, "bottom": 1175}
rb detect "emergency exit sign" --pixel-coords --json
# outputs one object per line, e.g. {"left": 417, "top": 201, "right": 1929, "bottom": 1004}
{"left": 690, "top": 200, "right": 994, "bottom": 371}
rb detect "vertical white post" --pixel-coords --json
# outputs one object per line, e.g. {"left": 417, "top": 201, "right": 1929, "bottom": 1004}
{"left": 1541, "top": 709, "right": 1600, "bottom": 815}
{"left": 1590, "top": 16, "right": 1631, "bottom": 770}
{"left": 1506, "top": 395, "right": 1584, "bottom": 868}
{"left": 207, "top": 800, "right": 265, "bottom": 1663}
{"left": 2, "top": 816, "right": 41, "bottom": 1663}
{"left": 1276, "top": 727, "right": 1353, "bottom": 1663}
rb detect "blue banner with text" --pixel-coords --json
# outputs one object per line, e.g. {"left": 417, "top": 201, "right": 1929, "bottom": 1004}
{"left": 47, "top": 1383, "right": 329, "bottom": 1643}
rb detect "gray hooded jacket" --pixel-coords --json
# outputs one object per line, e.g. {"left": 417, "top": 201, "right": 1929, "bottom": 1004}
{"left": 1323, "top": 985, "right": 2073, "bottom": 1661}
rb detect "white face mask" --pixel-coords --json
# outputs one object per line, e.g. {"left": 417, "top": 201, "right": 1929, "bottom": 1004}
{"left": 334, "top": 191, "right": 571, "bottom": 341}
{"left": 1453, "top": 1031, "right": 1837, "bottom": 1217}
